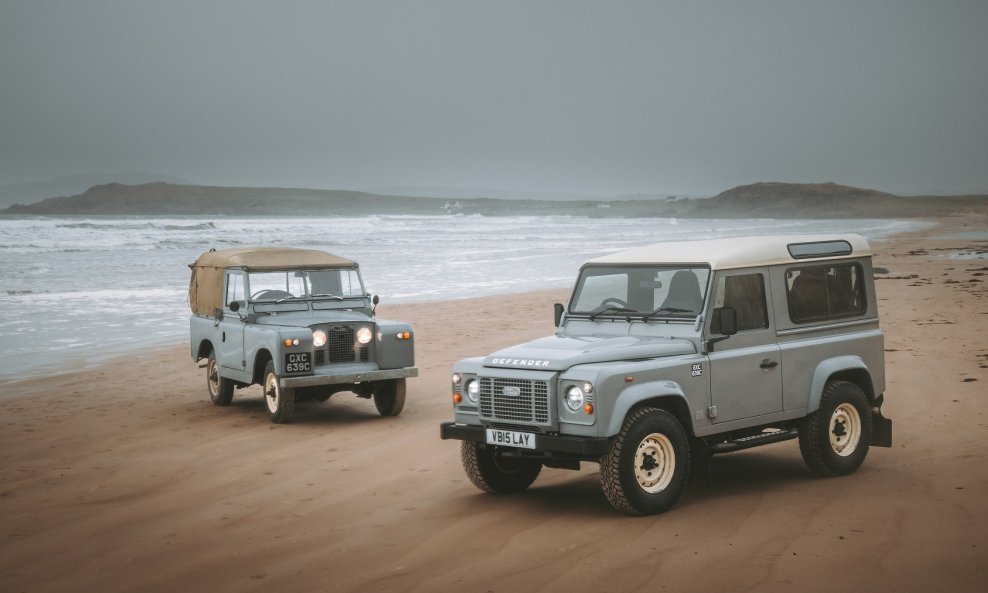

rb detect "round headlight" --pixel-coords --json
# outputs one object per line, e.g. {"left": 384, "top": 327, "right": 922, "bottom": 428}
{"left": 312, "top": 330, "right": 327, "bottom": 348}
{"left": 466, "top": 380, "right": 480, "bottom": 403}
{"left": 565, "top": 386, "right": 585, "bottom": 412}
{"left": 356, "top": 327, "right": 373, "bottom": 344}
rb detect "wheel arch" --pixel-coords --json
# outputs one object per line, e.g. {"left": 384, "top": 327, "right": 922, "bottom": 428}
{"left": 251, "top": 349, "right": 273, "bottom": 384}
{"left": 195, "top": 339, "right": 214, "bottom": 361}
{"left": 606, "top": 381, "right": 694, "bottom": 438}
{"left": 809, "top": 356, "right": 876, "bottom": 413}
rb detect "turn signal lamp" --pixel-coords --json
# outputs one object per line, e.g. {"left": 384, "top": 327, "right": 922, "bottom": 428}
{"left": 396, "top": 331, "right": 412, "bottom": 340}
{"left": 453, "top": 393, "right": 462, "bottom": 404}
{"left": 284, "top": 338, "right": 300, "bottom": 347}
{"left": 584, "top": 403, "right": 594, "bottom": 415}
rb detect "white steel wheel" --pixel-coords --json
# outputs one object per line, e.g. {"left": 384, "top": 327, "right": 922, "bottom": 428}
{"left": 829, "top": 402, "right": 862, "bottom": 457}
{"left": 262, "top": 361, "right": 294, "bottom": 423}
{"left": 264, "top": 372, "right": 280, "bottom": 414}
{"left": 798, "top": 380, "right": 872, "bottom": 477}
{"left": 206, "top": 351, "right": 233, "bottom": 406}
{"left": 635, "top": 432, "right": 677, "bottom": 493}
{"left": 600, "top": 407, "right": 690, "bottom": 515}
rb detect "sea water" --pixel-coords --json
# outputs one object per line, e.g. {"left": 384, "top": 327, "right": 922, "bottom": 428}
{"left": 0, "top": 214, "right": 927, "bottom": 383}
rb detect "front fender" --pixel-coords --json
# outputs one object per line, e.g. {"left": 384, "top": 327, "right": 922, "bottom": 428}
{"left": 246, "top": 326, "right": 312, "bottom": 376}
{"left": 808, "top": 356, "right": 871, "bottom": 412}
{"left": 604, "top": 380, "right": 689, "bottom": 437}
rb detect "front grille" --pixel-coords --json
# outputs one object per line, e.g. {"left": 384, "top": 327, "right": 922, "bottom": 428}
{"left": 328, "top": 326, "right": 354, "bottom": 362}
{"left": 313, "top": 325, "right": 370, "bottom": 365}
{"left": 479, "top": 377, "right": 550, "bottom": 425}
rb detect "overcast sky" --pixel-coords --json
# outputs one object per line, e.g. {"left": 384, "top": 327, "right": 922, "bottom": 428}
{"left": 1, "top": 0, "right": 986, "bottom": 196}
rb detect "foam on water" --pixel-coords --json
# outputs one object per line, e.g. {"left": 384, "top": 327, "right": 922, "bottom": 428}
{"left": 0, "top": 214, "right": 928, "bottom": 383}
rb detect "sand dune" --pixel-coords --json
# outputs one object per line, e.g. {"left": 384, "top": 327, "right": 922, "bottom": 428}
{"left": 1, "top": 216, "right": 986, "bottom": 593}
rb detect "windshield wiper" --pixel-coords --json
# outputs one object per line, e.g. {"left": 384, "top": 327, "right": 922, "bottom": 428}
{"left": 275, "top": 295, "right": 303, "bottom": 303}
{"left": 642, "top": 306, "right": 693, "bottom": 321}
{"left": 309, "top": 293, "right": 344, "bottom": 301}
{"left": 589, "top": 306, "right": 638, "bottom": 321}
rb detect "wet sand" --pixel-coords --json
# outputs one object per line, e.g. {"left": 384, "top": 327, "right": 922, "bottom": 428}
{"left": 2, "top": 215, "right": 986, "bottom": 593}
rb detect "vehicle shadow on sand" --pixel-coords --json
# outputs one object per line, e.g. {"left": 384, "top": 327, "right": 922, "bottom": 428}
{"left": 462, "top": 447, "right": 822, "bottom": 518}
{"left": 218, "top": 393, "right": 390, "bottom": 426}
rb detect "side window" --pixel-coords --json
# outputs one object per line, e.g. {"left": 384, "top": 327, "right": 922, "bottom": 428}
{"left": 786, "top": 263, "right": 866, "bottom": 323}
{"left": 711, "top": 273, "right": 768, "bottom": 333}
{"left": 225, "top": 272, "right": 246, "bottom": 310}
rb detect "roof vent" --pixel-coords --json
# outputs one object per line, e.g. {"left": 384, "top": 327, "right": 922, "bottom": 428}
{"left": 787, "top": 240, "right": 853, "bottom": 259}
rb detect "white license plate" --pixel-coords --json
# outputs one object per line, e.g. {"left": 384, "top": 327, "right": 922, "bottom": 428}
{"left": 485, "top": 428, "right": 536, "bottom": 449}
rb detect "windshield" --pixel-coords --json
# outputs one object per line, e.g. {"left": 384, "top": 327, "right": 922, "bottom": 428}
{"left": 569, "top": 265, "right": 711, "bottom": 319}
{"left": 248, "top": 269, "right": 365, "bottom": 302}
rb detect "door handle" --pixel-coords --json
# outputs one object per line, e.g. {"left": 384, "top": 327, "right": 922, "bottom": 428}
{"left": 759, "top": 359, "right": 778, "bottom": 369}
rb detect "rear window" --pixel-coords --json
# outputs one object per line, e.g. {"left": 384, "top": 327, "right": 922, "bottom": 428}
{"left": 786, "top": 263, "right": 866, "bottom": 323}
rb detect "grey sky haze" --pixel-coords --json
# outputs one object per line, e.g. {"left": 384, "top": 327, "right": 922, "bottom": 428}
{"left": 1, "top": 0, "right": 986, "bottom": 196}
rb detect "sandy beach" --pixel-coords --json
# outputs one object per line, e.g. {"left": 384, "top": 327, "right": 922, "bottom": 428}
{"left": 2, "top": 216, "right": 986, "bottom": 593}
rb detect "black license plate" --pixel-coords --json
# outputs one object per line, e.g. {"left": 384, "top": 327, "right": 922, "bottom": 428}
{"left": 284, "top": 352, "right": 312, "bottom": 374}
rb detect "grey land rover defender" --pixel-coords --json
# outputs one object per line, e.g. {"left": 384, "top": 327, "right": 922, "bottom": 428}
{"left": 189, "top": 247, "right": 417, "bottom": 423}
{"left": 440, "top": 235, "right": 892, "bottom": 515}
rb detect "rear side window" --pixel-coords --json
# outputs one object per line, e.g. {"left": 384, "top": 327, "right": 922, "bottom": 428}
{"left": 786, "top": 263, "right": 866, "bottom": 323}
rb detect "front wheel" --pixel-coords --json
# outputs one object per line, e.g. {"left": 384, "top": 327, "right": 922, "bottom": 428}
{"left": 206, "top": 352, "right": 234, "bottom": 406}
{"left": 263, "top": 361, "right": 295, "bottom": 424}
{"left": 373, "top": 378, "right": 406, "bottom": 416}
{"left": 461, "top": 441, "right": 542, "bottom": 494}
{"left": 799, "top": 380, "right": 871, "bottom": 476}
{"left": 600, "top": 407, "right": 690, "bottom": 515}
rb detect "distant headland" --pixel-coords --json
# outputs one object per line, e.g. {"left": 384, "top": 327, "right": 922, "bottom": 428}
{"left": 1, "top": 181, "right": 985, "bottom": 218}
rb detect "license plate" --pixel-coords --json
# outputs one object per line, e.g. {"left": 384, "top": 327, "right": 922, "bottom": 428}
{"left": 284, "top": 352, "right": 311, "bottom": 373}
{"left": 485, "top": 428, "right": 536, "bottom": 449}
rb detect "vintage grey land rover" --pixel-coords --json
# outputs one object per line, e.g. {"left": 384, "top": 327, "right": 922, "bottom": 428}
{"left": 189, "top": 247, "right": 417, "bottom": 423}
{"left": 440, "top": 235, "right": 892, "bottom": 515}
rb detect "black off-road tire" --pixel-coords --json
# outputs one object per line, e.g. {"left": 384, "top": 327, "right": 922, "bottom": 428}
{"left": 206, "top": 351, "right": 234, "bottom": 406}
{"left": 461, "top": 441, "right": 542, "bottom": 494}
{"left": 600, "top": 407, "right": 691, "bottom": 516}
{"left": 263, "top": 361, "right": 295, "bottom": 424}
{"left": 373, "top": 378, "right": 406, "bottom": 417}
{"left": 799, "top": 380, "right": 872, "bottom": 476}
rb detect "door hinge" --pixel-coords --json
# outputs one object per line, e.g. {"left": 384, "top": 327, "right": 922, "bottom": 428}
{"left": 707, "top": 406, "right": 718, "bottom": 419}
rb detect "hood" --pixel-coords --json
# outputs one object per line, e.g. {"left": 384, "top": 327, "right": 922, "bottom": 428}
{"left": 252, "top": 310, "right": 373, "bottom": 328}
{"left": 483, "top": 334, "right": 696, "bottom": 371}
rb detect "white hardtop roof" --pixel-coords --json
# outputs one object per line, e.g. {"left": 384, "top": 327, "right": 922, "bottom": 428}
{"left": 586, "top": 234, "right": 872, "bottom": 270}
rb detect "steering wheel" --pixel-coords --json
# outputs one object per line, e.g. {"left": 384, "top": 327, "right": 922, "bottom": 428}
{"left": 250, "top": 289, "right": 293, "bottom": 301}
{"left": 598, "top": 297, "right": 629, "bottom": 309}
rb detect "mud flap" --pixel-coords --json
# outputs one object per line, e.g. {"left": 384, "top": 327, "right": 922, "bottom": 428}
{"left": 871, "top": 411, "right": 892, "bottom": 447}
{"left": 688, "top": 438, "right": 710, "bottom": 486}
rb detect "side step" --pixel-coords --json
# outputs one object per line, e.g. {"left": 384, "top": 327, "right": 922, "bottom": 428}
{"left": 707, "top": 428, "right": 799, "bottom": 455}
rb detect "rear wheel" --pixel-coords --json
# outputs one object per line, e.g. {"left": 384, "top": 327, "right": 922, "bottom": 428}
{"left": 263, "top": 361, "right": 295, "bottom": 423}
{"left": 373, "top": 378, "right": 406, "bottom": 416}
{"left": 799, "top": 380, "right": 871, "bottom": 476}
{"left": 206, "top": 352, "right": 233, "bottom": 406}
{"left": 601, "top": 407, "right": 690, "bottom": 515}
{"left": 461, "top": 441, "right": 542, "bottom": 494}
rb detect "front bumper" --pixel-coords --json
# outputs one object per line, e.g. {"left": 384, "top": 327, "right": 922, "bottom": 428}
{"left": 440, "top": 422, "right": 611, "bottom": 458}
{"left": 281, "top": 366, "right": 417, "bottom": 389}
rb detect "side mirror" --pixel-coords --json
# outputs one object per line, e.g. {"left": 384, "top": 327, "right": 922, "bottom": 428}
{"left": 372, "top": 294, "right": 379, "bottom": 316}
{"left": 553, "top": 303, "right": 565, "bottom": 327}
{"left": 713, "top": 306, "right": 738, "bottom": 336}
{"left": 228, "top": 301, "right": 241, "bottom": 313}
